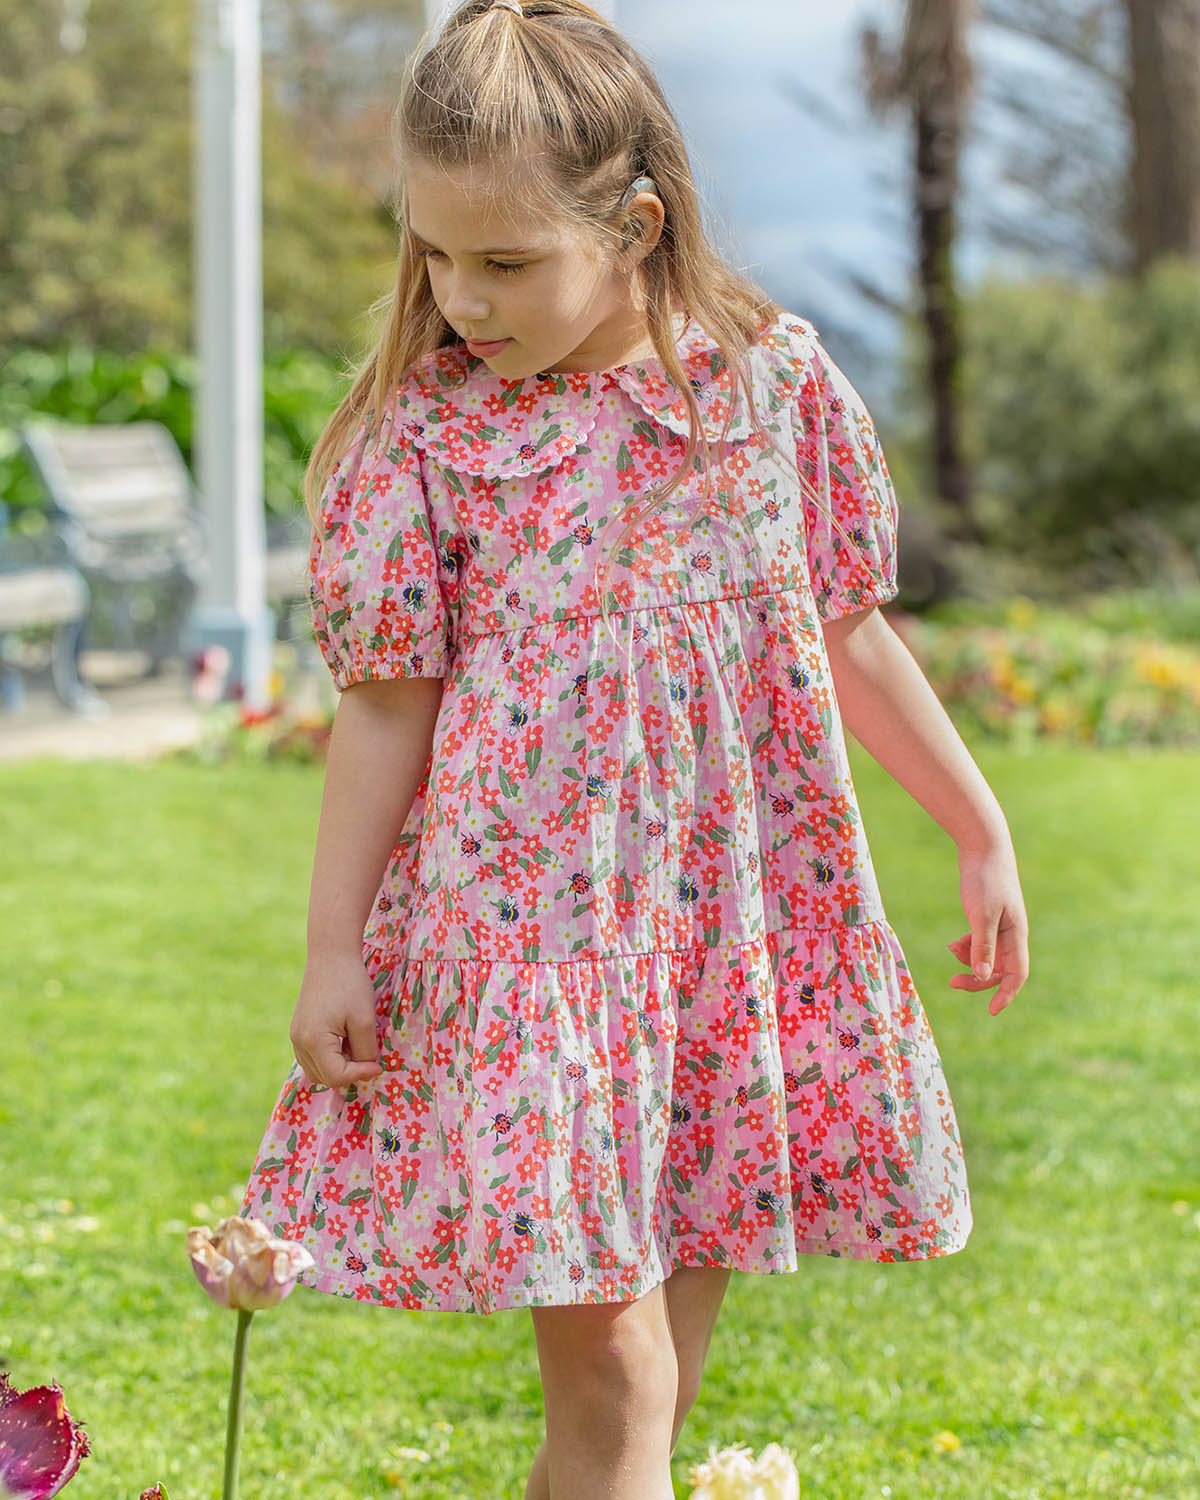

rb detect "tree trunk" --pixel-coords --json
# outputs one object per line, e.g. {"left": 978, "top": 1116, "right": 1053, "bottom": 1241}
{"left": 1125, "top": 0, "right": 1200, "bottom": 272}
{"left": 907, "top": 0, "right": 977, "bottom": 540}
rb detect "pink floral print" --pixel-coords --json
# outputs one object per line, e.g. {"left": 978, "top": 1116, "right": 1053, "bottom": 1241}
{"left": 239, "top": 311, "right": 972, "bottom": 1313}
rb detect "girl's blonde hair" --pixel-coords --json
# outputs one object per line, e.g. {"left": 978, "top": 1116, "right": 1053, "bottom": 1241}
{"left": 304, "top": 0, "right": 845, "bottom": 642}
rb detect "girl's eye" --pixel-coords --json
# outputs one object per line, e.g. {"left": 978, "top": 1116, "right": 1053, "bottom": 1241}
{"left": 415, "top": 248, "right": 526, "bottom": 276}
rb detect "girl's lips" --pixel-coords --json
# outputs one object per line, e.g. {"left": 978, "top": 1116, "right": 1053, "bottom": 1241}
{"left": 465, "top": 337, "right": 511, "bottom": 356}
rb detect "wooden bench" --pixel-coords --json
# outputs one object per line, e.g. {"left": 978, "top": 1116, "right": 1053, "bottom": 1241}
{"left": 0, "top": 510, "right": 106, "bottom": 715}
{"left": 19, "top": 417, "right": 314, "bottom": 680}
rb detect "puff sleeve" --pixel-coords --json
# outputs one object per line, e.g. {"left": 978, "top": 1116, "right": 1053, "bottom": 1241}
{"left": 795, "top": 337, "right": 901, "bottom": 622}
{"left": 308, "top": 398, "right": 456, "bottom": 689}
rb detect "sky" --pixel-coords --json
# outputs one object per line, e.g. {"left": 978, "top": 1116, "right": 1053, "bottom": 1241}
{"left": 620, "top": 0, "right": 910, "bottom": 407}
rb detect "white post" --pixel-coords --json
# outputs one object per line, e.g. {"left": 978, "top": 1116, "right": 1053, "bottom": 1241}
{"left": 188, "top": 0, "right": 273, "bottom": 709}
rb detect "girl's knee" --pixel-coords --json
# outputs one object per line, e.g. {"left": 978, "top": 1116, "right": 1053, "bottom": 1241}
{"left": 530, "top": 1290, "right": 678, "bottom": 1408}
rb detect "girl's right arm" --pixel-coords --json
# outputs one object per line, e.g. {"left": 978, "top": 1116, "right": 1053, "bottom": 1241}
{"left": 290, "top": 676, "right": 445, "bottom": 1093}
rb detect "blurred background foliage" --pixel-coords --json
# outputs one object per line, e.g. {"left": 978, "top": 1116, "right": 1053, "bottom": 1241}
{"left": 2, "top": 0, "right": 1199, "bottom": 628}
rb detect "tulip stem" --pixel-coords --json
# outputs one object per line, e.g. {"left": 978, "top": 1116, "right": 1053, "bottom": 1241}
{"left": 222, "top": 1309, "right": 254, "bottom": 1500}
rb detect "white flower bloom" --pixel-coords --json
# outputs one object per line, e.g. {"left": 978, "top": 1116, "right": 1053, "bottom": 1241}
{"left": 684, "top": 1441, "right": 801, "bottom": 1500}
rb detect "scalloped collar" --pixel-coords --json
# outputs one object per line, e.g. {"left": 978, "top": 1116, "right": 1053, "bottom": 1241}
{"left": 393, "top": 310, "right": 814, "bottom": 480}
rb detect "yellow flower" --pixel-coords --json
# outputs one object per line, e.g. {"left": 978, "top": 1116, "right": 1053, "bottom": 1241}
{"left": 1005, "top": 595, "right": 1037, "bottom": 627}
{"left": 931, "top": 1429, "right": 963, "bottom": 1454}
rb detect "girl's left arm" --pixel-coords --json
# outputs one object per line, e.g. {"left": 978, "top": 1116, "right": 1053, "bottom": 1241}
{"left": 822, "top": 604, "right": 1030, "bottom": 1016}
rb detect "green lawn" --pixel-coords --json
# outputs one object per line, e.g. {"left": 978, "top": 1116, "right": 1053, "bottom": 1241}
{"left": 0, "top": 746, "right": 1197, "bottom": 1499}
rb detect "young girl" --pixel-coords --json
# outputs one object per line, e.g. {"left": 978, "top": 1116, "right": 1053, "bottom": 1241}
{"left": 239, "top": 1, "right": 1030, "bottom": 1495}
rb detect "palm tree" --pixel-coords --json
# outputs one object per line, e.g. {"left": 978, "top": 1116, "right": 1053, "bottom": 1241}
{"left": 862, "top": 0, "right": 977, "bottom": 543}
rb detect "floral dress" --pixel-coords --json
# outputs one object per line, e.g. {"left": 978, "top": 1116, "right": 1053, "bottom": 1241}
{"left": 238, "top": 309, "right": 972, "bottom": 1314}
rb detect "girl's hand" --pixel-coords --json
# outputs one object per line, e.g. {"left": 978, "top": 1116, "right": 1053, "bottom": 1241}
{"left": 947, "top": 842, "right": 1030, "bottom": 1016}
{"left": 290, "top": 951, "right": 384, "bottom": 1099}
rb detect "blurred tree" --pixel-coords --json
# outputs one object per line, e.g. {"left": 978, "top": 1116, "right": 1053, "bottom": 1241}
{"left": 0, "top": 0, "right": 417, "bottom": 357}
{"left": 862, "top": 0, "right": 979, "bottom": 543}
{"left": 975, "top": 0, "right": 1129, "bottom": 275}
{"left": 1124, "top": 0, "right": 1200, "bottom": 272}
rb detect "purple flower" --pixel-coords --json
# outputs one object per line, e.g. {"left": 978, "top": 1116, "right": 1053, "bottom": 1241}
{"left": 0, "top": 1372, "right": 91, "bottom": 1500}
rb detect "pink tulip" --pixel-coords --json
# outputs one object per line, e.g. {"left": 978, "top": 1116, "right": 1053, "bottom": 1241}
{"left": 187, "top": 1216, "right": 315, "bottom": 1311}
{"left": 0, "top": 1373, "right": 91, "bottom": 1500}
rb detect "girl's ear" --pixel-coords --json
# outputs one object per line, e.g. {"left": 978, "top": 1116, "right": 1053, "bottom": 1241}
{"left": 619, "top": 193, "right": 665, "bottom": 258}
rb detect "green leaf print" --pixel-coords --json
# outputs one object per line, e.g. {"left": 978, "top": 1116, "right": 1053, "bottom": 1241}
{"left": 598, "top": 1192, "right": 616, "bottom": 1226}
{"left": 884, "top": 1156, "right": 911, "bottom": 1187}
{"left": 697, "top": 1144, "right": 714, "bottom": 1176}
{"left": 694, "top": 720, "right": 707, "bottom": 756}
{"left": 385, "top": 529, "right": 406, "bottom": 562}
{"left": 797, "top": 1062, "right": 823, "bottom": 1086}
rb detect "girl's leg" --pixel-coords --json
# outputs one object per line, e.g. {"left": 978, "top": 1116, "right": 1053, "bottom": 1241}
{"left": 522, "top": 1266, "right": 732, "bottom": 1500}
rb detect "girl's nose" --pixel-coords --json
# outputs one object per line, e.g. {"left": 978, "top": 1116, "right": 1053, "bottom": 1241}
{"left": 441, "top": 277, "right": 491, "bottom": 324}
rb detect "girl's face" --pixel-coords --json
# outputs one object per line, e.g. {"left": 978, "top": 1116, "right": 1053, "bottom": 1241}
{"left": 404, "top": 159, "right": 662, "bottom": 377}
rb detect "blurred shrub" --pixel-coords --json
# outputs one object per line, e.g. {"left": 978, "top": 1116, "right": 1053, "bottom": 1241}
{"left": 898, "top": 592, "right": 1200, "bottom": 748}
{"left": 0, "top": 346, "right": 349, "bottom": 529}
{"left": 963, "top": 258, "right": 1200, "bottom": 589}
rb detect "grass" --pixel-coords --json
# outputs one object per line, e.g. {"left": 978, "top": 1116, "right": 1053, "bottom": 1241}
{"left": 0, "top": 743, "right": 1197, "bottom": 1499}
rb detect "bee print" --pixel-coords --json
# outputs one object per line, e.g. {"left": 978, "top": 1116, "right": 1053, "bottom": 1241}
{"left": 506, "top": 701, "right": 530, "bottom": 730}
{"left": 568, "top": 872, "right": 592, "bottom": 895}
{"left": 745, "top": 989, "right": 765, "bottom": 1021}
{"left": 788, "top": 662, "right": 810, "bottom": 691}
{"left": 438, "top": 543, "right": 460, "bottom": 576}
{"left": 491, "top": 1111, "right": 515, "bottom": 1136}
{"left": 876, "top": 1091, "right": 897, "bottom": 1119}
{"left": 345, "top": 1251, "right": 367, "bottom": 1275}
{"left": 810, "top": 855, "right": 835, "bottom": 887}
{"left": 312, "top": 1190, "right": 325, "bottom": 1212}
{"left": 837, "top": 1026, "right": 861, "bottom": 1051}
{"left": 754, "top": 1188, "right": 784, "bottom": 1216}
{"left": 676, "top": 872, "right": 699, "bottom": 908}
{"left": 586, "top": 773, "right": 611, "bottom": 801}
{"left": 377, "top": 1124, "right": 404, "bottom": 1158}
{"left": 399, "top": 580, "right": 428, "bottom": 613}
{"left": 511, "top": 1016, "right": 532, "bottom": 1045}
{"left": 796, "top": 982, "right": 817, "bottom": 1006}
{"left": 808, "top": 1170, "right": 829, "bottom": 1198}
{"left": 671, "top": 1097, "right": 691, "bottom": 1127}
{"left": 507, "top": 1208, "right": 540, "bottom": 1240}
{"left": 849, "top": 524, "right": 870, "bottom": 551}
{"left": 636, "top": 1008, "right": 655, "bottom": 1044}
{"left": 492, "top": 894, "right": 520, "bottom": 926}
{"left": 668, "top": 675, "right": 689, "bottom": 705}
